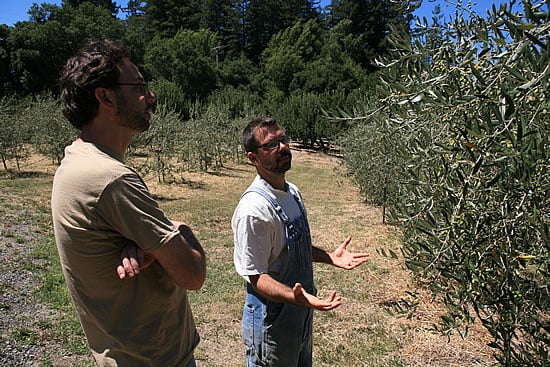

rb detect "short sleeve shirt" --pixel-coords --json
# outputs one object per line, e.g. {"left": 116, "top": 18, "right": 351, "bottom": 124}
{"left": 51, "top": 140, "right": 198, "bottom": 366}
{"left": 232, "top": 175, "right": 303, "bottom": 283}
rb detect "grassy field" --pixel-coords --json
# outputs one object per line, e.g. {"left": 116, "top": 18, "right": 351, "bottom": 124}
{"left": 0, "top": 150, "right": 495, "bottom": 366}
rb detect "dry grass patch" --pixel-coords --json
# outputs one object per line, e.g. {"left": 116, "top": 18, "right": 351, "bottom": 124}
{"left": 146, "top": 149, "right": 496, "bottom": 367}
{"left": 0, "top": 149, "right": 496, "bottom": 366}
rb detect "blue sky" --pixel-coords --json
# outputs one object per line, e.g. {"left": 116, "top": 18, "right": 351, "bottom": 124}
{"left": 0, "top": 0, "right": 515, "bottom": 27}
{"left": 0, "top": 0, "right": 61, "bottom": 25}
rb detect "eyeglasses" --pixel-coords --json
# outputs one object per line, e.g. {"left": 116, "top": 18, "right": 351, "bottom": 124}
{"left": 116, "top": 82, "right": 150, "bottom": 95}
{"left": 257, "top": 136, "right": 291, "bottom": 150}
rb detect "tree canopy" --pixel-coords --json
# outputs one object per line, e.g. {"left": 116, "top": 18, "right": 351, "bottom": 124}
{"left": 0, "top": 0, "right": 406, "bottom": 99}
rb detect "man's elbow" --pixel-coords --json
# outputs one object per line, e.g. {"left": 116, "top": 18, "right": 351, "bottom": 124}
{"left": 182, "top": 271, "right": 206, "bottom": 290}
{"left": 174, "top": 263, "right": 206, "bottom": 290}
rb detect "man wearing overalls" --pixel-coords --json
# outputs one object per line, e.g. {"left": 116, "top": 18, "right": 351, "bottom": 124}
{"left": 232, "top": 116, "right": 369, "bottom": 366}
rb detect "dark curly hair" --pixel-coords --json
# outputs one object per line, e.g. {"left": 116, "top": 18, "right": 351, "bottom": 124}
{"left": 243, "top": 116, "right": 279, "bottom": 153}
{"left": 59, "top": 39, "right": 129, "bottom": 129}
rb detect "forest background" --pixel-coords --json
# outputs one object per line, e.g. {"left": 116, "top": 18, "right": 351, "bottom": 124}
{"left": 0, "top": 0, "right": 548, "bottom": 366}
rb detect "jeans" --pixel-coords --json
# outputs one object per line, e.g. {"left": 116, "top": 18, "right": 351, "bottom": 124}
{"left": 243, "top": 289, "right": 313, "bottom": 367}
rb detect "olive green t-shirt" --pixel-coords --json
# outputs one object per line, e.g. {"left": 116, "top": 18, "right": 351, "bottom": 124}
{"left": 51, "top": 140, "right": 199, "bottom": 366}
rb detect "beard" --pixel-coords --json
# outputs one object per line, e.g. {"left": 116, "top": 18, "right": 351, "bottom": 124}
{"left": 273, "top": 150, "right": 292, "bottom": 173}
{"left": 118, "top": 112, "right": 151, "bottom": 133}
{"left": 116, "top": 107, "right": 150, "bottom": 132}
{"left": 114, "top": 92, "right": 152, "bottom": 132}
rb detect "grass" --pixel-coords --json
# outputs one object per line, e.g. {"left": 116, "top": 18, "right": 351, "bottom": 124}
{"left": 0, "top": 150, "right": 495, "bottom": 366}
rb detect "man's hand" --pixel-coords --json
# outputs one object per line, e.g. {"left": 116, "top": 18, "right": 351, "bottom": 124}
{"left": 329, "top": 236, "right": 369, "bottom": 270}
{"left": 251, "top": 274, "right": 342, "bottom": 311}
{"left": 116, "top": 241, "right": 155, "bottom": 280}
{"left": 117, "top": 241, "right": 142, "bottom": 279}
{"left": 292, "top": 282, "right": 342, "bottom": 311}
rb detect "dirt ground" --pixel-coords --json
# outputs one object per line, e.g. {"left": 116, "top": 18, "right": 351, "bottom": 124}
{"left": 0, "top": 151, "right": 497, "bottom": 366}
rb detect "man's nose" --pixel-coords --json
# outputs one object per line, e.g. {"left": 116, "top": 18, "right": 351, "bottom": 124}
{"left": 146, "top": 90, "right": 156, "bottom": 104}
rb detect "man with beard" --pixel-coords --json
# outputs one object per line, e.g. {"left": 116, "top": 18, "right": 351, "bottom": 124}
{"left": 232, "top": 116, "right": 369, "bottom": 366}
{"left": 51, "top": 40, "right": 206, "bottom": 366}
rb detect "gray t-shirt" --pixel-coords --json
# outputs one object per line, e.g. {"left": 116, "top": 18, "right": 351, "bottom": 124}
{"left": 232, "top": 175, "right": 303, "bottom": 283}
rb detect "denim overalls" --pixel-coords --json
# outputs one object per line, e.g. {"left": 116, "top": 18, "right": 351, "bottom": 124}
{"left": 241, "top": 185, "right": 316, "bottom": 367}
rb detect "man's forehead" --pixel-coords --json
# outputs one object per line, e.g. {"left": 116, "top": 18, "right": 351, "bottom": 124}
{"left": 256, "top": 124, "right": 283, "bottom": 139}
{"left": 118, "top": 58, "right": 144, "bottom": 80}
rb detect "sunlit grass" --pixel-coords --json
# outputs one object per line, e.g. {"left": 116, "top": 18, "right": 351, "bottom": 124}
{"left": 0, "top": 151, "right": 493, "bottom": 366}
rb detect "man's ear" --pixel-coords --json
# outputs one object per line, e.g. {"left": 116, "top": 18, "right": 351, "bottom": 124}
{"left": 95, "top": 87, "right": 115, "bottom": 110}
{"left": 247, "top": 151, "right": 257, "bottom": 165}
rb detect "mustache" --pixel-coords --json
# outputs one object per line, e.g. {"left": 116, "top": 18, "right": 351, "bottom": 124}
{"left": 147, "top": 101, "right": 157, "bottom": 113}
{"left": 279, "top": 151, "right": 292, "bottom": 159}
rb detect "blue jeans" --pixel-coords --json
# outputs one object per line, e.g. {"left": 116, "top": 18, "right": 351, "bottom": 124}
{"left": 243, "top": 287, "right": 313, "bottom": 367}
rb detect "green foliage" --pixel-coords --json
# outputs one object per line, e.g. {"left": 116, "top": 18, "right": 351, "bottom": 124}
{"left": 0, "top": 94, "right": 75, "bottom": 169}
{"left": 61, "top": 2, "right": 125, "bottom": 41}
{"left": 0, "top": 98, "right": 26, "bottom": 170}
{"left": 217, "top": 54, "right": 258, "bottom": 89}
{"left": 339, "top": 110, "right": 407, "bottom": 222}
{"left": 341, "top": 0, "right": 549, "bottom": 364}
{"left": 181, "top": 100, "right": 246, "bottom": 171}
{"left": 63, "top": 0, "right": 118, "bottom": 15}
{"left": 7, "top": 19, "right": 70, "bottom": 94}
{"left": 144, "top": 0, "right": 202, "bottom": 38}
{"left": 274, "top": 92, "right": 328, "bottom": 149}
{"left": 0, "top": 0, "right": 416, "bottom": 172}
{"left": 205, "top": 85, "right": 263, "bottom": 120}
{"left": 243, "top": 0, "right": 320, "bottom": 63}
{"left": 262, "top": 18, "right": 365, "bottom": 96}
{"left": 27, "top": 94, "right": 77, "bottom": 164}
{"left": 199, "top": 0, "right": 244, "bottom": 58}
{"left": 0, "top": 25, "right": 10, "bottom": 92}
{"left": 260, "top": 18, "right": 367, "bottom": 148}
{"left": 149, "top": 78, "right": 191, "bottom": 118}
{"left": 204, "top": 86, "right": 265, "bottom": 162}
{"left": 130, "top": 101, "right": 246, "bottom": 180}
{"left": 329, "top": 0, "right": 418, "bottom": 70}
{"left": 262, "top": 19, "right": 323, "bottom": 94}
{"left": 144, "top": 29, "right": 218, "bottom": 101}
{"left": 130, "top": 103, "right": 183, "bottom": 183}
{"left": 7, "top": 2, "right": 124, "bottom": 95}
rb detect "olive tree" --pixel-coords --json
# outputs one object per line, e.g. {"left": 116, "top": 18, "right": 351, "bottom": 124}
{"left": 340, "top": 1, "right": 549, "bottom": 364}
{"left": 0, "top": 97, "right": 29, "bottom": 171}
{"left": 28, "top": 94, "right": 77, "bottom": 164}
{"left": 130, "top": 103, "right": 183, "bottom": 183}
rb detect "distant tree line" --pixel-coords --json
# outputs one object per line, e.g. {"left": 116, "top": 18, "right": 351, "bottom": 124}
{"left": 0, "top": 0, "right": 417, "bottom": 151}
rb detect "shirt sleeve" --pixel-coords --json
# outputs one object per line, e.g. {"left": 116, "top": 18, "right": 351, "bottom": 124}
{"left": 232, "top": 194, "right": 277, "bottom": 279}
{"left": 97, "top": 173, "right": 180, "bottom": 251}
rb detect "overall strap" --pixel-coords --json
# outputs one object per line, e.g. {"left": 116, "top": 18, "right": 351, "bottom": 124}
{"left": 286, "top": 184, "right": 307, "bottom": 218}
{"left": 241, "top": 186, "right": 291, "bottom": 225}
{"left": 241, "top": 185, "right": 292, "bottom": 302}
